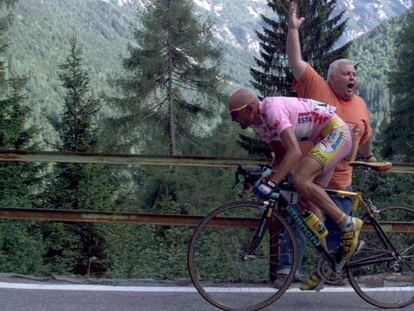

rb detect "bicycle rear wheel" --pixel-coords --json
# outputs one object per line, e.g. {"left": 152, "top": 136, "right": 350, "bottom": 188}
{"left": 347, "top": 204, "right": 414, "bottom": 308}
{"left": 188, "top": 200, "right": 298, "bottom": 311}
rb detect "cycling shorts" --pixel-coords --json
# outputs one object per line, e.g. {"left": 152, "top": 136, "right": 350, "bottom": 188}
{"left": 307, "top": 115, "right": 352, "bottom": 186}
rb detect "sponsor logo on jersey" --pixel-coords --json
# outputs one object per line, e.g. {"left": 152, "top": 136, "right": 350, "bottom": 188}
{"left": 319, "top": 125, "right": 346, "bottom": 153}
{"left": 298, "top": 112, "right": 312, "bottom": 124}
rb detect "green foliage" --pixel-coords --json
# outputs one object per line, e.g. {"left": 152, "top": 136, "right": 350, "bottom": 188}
{"left": 41, "top": 37, "right": 120, "bottom": 276}
{"left": 380, "top": 8, "right": 414, "bottom": 161}
{"left": 0, "top": 0, "right": 16, "bottom": 8}
{"left": 0, "top": 76, "right": 43, "bottom": 210}
{"left": 53, "top": 36, "right": 100, "bottom": 152}
{"left": 5, "top": 0, "right": 135, "bottom": 143}
{"left": 100, "top": 4, "right": 235, "bottom": 280}
{"left": 0, "top": 221, "right": 45, "bottom": 274}
{"left": 0, "top": 0, "right": 45, "bottom": 274}
{"left": 107, "top": 0, "right": 226, "bottom": 155}
{"left": 349, "top": 13, "right": 403, "bottom": 134}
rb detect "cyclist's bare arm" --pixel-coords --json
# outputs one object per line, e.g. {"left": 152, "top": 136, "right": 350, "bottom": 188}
{"left": 268, "top": 141, "right": 285, "bottom": 167}
{"left": 268, "top": 128, "right": 302, "bottom": 185}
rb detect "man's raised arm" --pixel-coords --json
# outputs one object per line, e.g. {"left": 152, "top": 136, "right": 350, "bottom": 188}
{"left": 286, "top": 1, "right": 308, "bottom": 80}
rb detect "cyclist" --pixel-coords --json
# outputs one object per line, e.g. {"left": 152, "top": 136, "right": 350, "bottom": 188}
{"left": 228, "top": 88, "right": 363, "bottom": 264}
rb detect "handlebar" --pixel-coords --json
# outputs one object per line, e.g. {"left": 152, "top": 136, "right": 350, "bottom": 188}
{"left": 233, "top": 165, "right": 296, "bottom": 193}
{"left": 233, "top": 165, "right": 272, "bottom": 189}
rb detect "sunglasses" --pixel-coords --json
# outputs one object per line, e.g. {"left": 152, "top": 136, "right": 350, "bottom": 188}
{"left": 229, "top": 104, "right": 248, "bottom": 119}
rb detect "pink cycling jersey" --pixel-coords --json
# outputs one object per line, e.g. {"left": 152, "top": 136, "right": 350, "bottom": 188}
{"left": 251, "top": 96, "right": 352, "bottom": 186}
{"left": 251, "top": 97, "right": 337, "bottom": 144}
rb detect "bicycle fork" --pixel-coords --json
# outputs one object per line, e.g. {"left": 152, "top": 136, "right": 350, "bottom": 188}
{"left": 242, "top": 201, "right": 274, "bottom": 260}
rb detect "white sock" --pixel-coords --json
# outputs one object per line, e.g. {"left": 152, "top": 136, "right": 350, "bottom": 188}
{"left": 338, "top": 215, "right": 353, "bottom": 232}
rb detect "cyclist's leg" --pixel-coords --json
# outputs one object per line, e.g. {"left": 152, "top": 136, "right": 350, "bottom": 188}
{"left": 291, "top": 159, "right": 337, "bottom": 291}
{"left": 299, "top": 200, "right": 329, "bottom": 290}
{"left": 325, "top": 187, "right": 353, "bottom": 252}
{"left": 292, "top": 158, "right": 343, "bottom": 223}
{"left": 275, "top": 173, "right": 305, "bottom": 285}
{"left": 303, "top": 200, "right": 328, "bottom": 251}
{"left": 295, "top": 117, "right": 362, "bottom": 261}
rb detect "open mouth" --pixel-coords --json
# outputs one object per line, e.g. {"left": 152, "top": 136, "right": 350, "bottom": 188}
{"left": 347, "top": 83, "right": 355, "bottom": 91}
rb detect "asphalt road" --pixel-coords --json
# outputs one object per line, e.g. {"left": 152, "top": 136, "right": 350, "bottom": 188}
{"left": 0, "top": 289, "right": 397, "bottom": 311}
{"left": 1, "top": 276, "right": 414, "bottom": 311}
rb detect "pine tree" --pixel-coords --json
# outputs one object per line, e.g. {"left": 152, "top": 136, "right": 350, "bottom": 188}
{"left": 381, "top": 8, "right": 414, "bottom": 162}
{"left": 107, "top": 0, "right": 225, "bottom": 156}
{"left": 251, "top": 0, "right": 350, "bottom": 97}
{"left": 101, "top": 2, "right": 228, "bottom": 275}
{"left": 0, "top": 0, "right": 45, "bottom": 274}
{"left": 245, "top": 0, "right": 350, "bottom": 154}
{"left": 43, "top": 36, "right": 118, "bottom": 275}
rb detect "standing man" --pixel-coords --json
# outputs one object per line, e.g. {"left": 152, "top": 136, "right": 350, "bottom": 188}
{"left": 282, "top": 1, "right": 377, "bottom": 290}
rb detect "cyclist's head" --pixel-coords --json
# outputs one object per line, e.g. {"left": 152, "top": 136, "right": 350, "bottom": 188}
{"left": 327, "top": 59, "right": 356, "bottom": 101}
{"left": 228, "top": 88, "right": 259, "bottom": 129}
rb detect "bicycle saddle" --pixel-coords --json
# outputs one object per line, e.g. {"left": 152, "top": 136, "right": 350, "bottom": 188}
{"left": 349, "top": 161, "right": 392, "bottom": 172}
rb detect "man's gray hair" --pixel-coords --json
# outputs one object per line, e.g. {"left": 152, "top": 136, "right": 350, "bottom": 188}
{"left": 327, "top": 59, "right": 354, "bottom": 79}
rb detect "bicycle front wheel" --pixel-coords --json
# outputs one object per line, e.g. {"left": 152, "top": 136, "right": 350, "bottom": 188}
{"left": 188, "top": 200, "right": 298, "bottom": 311}
{"left": 347, "top": 204, "right": 414, "bottom": 308}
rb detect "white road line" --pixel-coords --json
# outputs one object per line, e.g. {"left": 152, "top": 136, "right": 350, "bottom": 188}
{"left": 0, "top": 282, "right": 412, "bottom": 293}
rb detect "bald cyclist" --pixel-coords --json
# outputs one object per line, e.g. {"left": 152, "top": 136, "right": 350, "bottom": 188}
{"left": 228, "top": 88, "right": 363, "bottom": 263}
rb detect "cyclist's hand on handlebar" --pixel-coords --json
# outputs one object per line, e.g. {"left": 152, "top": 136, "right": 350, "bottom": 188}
{"left": 253, "top": 180, "right": 278, "bottom": 200}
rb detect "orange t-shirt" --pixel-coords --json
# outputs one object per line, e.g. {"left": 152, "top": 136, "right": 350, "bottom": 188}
{"left": 293, "top": 64, "right": 373, "bottom": 189}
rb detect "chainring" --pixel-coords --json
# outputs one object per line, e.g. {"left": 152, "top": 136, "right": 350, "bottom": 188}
{"left": 316, "top": 254, "right": 345, "bottom": 284}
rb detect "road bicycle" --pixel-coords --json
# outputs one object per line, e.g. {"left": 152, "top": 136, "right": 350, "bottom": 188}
{"left": 187, "top": 161, "right": 414, "bottom": 311}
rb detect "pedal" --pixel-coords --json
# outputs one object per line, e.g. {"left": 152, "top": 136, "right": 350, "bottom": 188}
{"left": 335, "top": 240, "right": 365, "bottom": 273}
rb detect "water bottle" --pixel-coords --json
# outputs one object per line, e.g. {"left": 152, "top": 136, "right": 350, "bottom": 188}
{"left": 303, "top": 210, "right": 328, "bottom": 240}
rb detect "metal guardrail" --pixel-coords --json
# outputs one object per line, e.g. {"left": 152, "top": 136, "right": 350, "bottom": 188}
{"left": 0, "top": 149, "right": 268, "bottom": 168}
{"left": 0, "top": 149, "right": 270, "bottom": 226}
{"left": 1, "top": 149, "right": 413, "bottom": 173}
{"left": 0, "top": 208, "right": 412, "bottom": 232}
{"left": 0, "top": 149, "right": 413, "bottom": 229}
{"left": 0, "top": 208, "right": 260, "bottom": 228}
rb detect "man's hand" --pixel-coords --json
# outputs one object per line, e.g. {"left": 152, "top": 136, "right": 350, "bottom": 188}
{"left": 288, "top": 1, "right": 305, "bottom": 30}
{"left": 253, "top": 181, "right": 278, "bottom": 200}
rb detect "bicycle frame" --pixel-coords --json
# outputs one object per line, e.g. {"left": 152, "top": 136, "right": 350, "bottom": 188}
{"left": 326, "top": 186, "right": 402, "bottom": 268}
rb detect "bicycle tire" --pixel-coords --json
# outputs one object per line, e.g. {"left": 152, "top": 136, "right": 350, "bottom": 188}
{"left": 188, "top": 200, "right": 299, "bottom": 311}
{"left": 347, "top": 204, "right": 414, "bottom": 308}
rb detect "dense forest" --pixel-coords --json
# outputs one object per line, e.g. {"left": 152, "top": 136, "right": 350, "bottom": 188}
{"left": 349, "top": 12, "right": 405, "bottom": 133}
{"left": 0, "top": 0, "right": 413, "bottom": 281}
